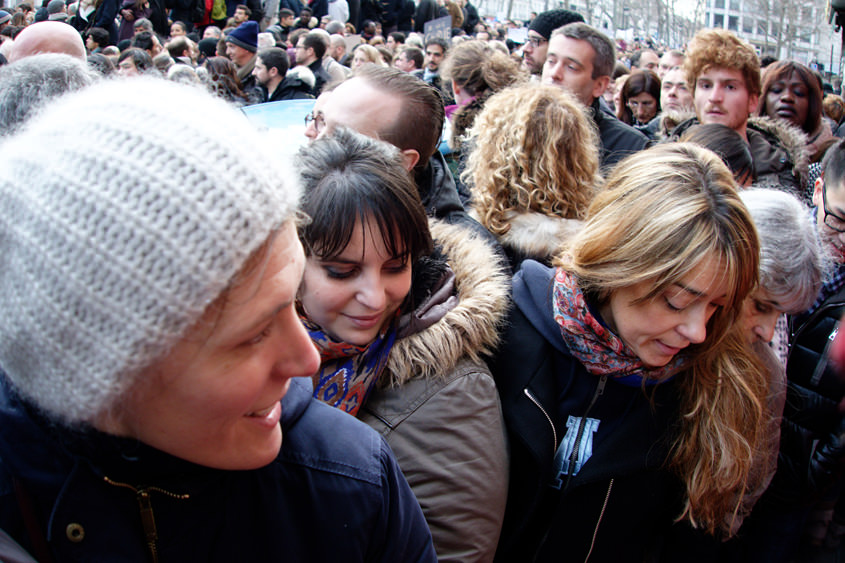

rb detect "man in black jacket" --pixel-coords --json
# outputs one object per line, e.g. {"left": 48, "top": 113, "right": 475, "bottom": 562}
{"left": 253, "top": 47, "right": 315, "bottom": 102}
{"left": 541, "top": 22, "right": 648, "bottom": 170}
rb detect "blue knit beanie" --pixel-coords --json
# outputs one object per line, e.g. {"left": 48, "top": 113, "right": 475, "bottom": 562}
{"left": 226, "top": 20, "right": 258, "bottom": 52}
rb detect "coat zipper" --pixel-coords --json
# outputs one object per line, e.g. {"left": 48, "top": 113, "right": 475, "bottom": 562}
{"left": 103, "top": 476, "right": 190, "bottom": 563}
{"left": 565, "top": 375, "right": 607, "bottom": 491}
{"left": 583, "top": 478, "right": 614, "bottom": 563}
{"left": 524, "top": 388, "right": 557, "bottom": 458}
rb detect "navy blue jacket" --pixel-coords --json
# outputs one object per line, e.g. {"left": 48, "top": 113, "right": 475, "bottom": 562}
{"left": 0, "top": 376, "right": 436, "bottom": 562}
{"left": 489, "top": 261, "right": 689, "bottom": 562}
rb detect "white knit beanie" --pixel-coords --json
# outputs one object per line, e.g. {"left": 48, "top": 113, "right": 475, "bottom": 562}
{"left": 0, "top": 78, "right": 299, "bottom": 425}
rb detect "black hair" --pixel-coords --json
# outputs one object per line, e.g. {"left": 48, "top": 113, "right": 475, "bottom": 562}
{"left": 296, "top": 127, "right": 433, "bottom": 269}
{"left": 681, "top": 123, "right": 756, "bottom": 185}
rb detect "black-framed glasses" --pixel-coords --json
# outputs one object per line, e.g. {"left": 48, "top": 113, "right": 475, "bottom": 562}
{"left": 822, "top": 182, "right": 845, "bottom": 232}
{"left": 526, "top": 35, "right": 547, "bottom": 48}
{"left": 304, "top": 112, "right": 325, "bottom": 133}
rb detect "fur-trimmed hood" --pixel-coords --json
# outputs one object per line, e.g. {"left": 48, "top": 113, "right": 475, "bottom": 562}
{"left": 383, "top": 219, "right": 510, "bottom": 386}
{"left": 655, "top": 109, "right": 696, "bottom": 141}
{"left": 668, "top": 114, "right": 809, "bottom": 197}
{"left": 747, "top": 114, "right": 809, "bottom": 187}
{"left": 286, "top": 65, "right": 316, "bottom": 89}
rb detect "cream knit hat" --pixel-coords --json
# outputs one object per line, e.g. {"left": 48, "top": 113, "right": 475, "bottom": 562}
{"left": 0, "top": 78, "right": 299, "bottom": 425}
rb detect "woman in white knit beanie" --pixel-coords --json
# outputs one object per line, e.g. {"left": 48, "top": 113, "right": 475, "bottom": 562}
{"left": 0, "top": 78, "right": 436, "bottom": 562}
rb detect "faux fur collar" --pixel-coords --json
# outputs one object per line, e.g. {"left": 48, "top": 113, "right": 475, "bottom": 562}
{"left": 382, "top": 220, "right": 510, "bottom": 386}
{"left": 497, "top": 211, "right": 583, "bottom": 264}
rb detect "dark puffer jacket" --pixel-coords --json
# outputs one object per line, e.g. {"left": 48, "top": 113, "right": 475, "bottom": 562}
{"left": 0, "top": 376, "right": 437, "bottom": 562}
{"left": 774, "top": 285, "right": 845, "bottom": 505}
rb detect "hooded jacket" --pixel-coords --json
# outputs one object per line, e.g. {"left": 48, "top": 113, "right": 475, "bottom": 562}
{"left": 359, "top": 220, "right": 511, "bottom": 563}
{"left": 0, "top": 376, "right": 437, "bottom": 562}
{"left": 489, "top": 261, "right": 685, "bottom": 563}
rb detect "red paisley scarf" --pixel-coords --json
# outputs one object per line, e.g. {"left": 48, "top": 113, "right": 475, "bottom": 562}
{"left": 552, "top": 268, "right": 685, "bottom": 383}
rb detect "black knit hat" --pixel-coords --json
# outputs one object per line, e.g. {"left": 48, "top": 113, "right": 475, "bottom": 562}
{"left": 226, "top": 21, "right": 258, "bottom": 53}
{"left": 528, "top": 9, "right": 584, "bottom": 40}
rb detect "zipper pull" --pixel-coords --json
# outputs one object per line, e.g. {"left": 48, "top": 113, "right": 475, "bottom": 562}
{"left": 137, "top": 490, "right": 159, "bottom": 563}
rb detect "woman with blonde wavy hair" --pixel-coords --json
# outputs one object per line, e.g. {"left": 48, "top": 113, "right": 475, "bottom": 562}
{"left": 490, "top": 142, "right": 770, "bottom": 562}
{"left": 463, "top": 83, "right": 600, "bottom": 270}
{"left": 350, "top": 43, "right": 387, "bottom": 68}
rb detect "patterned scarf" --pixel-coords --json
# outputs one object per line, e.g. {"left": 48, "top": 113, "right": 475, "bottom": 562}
{"left": 552, "top": 268, "right": 685, "bottom": 384}
{"left": 302, "top": 315, "right": 398, "bottom": 416}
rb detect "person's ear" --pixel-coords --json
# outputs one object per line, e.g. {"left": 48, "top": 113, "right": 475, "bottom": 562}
{"left": 747, "top": 92, "right": 759, "bottom": 116}
{"left": 399, "top": 149, "right": 420, "bottom": 171}
{"left": 813, "top": 176, "right": 824, "bottom": 208}
{"left": 592, "top": 75, "right": 611, "bottom": 100}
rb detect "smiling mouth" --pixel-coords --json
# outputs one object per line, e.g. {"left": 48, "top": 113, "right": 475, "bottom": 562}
{"left": 247, "top": 403, "right": 278, "bottom": 417}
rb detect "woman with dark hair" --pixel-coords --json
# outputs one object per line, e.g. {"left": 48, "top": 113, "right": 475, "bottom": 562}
{"left": 758, "top": 60, "right": 832, "bottom": 163}
{"left": 491, "top": 143, "right": 771, "bottom": 561}
{"left": 617, "top": 69, "right": 661, "bottom": 137}
{"left": 681, "top": 123, "right": 756, "bottom": 187}
{"left": 202, "top": 56, "right": 252, "bottom": 106}
{"left": 296, "top": 127, "right": 510, "bottom": 563}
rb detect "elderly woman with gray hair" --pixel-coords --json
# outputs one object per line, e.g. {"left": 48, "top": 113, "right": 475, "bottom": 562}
{"left": 721, "top": 187, "right": 827, "bottom": 561}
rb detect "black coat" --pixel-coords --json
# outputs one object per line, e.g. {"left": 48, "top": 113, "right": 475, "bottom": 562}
{"left": 489, "top": 261, "right": 688, "bottom": 562}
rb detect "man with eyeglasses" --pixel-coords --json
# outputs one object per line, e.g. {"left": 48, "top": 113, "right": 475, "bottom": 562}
{"left": 521, "top": 8, "right": 582, "bottom": 76}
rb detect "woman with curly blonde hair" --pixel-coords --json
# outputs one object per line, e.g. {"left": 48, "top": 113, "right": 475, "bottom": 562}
{"left": 490, "top": 142, "right": 770, "bottom": 562}
{"left": 462, "top": 83, "right": 600, "bottom": 270}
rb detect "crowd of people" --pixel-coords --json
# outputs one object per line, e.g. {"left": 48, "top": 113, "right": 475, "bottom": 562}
{"left": 2, "top": 1, "right": 845, "bottom": 562}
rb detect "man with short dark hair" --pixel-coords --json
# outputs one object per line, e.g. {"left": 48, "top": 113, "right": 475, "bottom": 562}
{"left": 386, "top": 31, "right": 404, "bottom": 51}
{"left": 521, "top": 8, "right": 582, "bottom": 76}
{"left": 130, "top": 30, "right": 162, "bottom": 58}
{"left": 253, "top": 46, "right": 314, "bottom": 101}
{"left": 294, "top": 30, "right": 330, "bottom": 95}
{"left": 315, "top": 65, "right": 500, "bottom": 248}
{"left": 166, "top": 35, "right": 193, "bottom": 64}
{"left": 413, "top": 37, "right": 451, "bottom": 102}
{"left": 394, "top": 46, "right": 422, "bottom": 72}
{"left": 629, "top": 48, "right": 658, "bottom": 71}
{"left": 233, "top": 3, "right": 250, "bottom": 24}
{"left": 542, "top": 22, "right": 648, "bottom": 169}
{"left": 85, "top": 27, "right": 109, "bottom": 53}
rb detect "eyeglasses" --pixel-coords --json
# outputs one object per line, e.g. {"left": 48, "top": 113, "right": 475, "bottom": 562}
{"left": 525, "top": 35, "right": 547, "bottom": 48}
{"left": 822, "top": 182, "right": 845, "bottom": 232}
{"left": 304, "top": 112, "right": 325, "bottom": 133}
